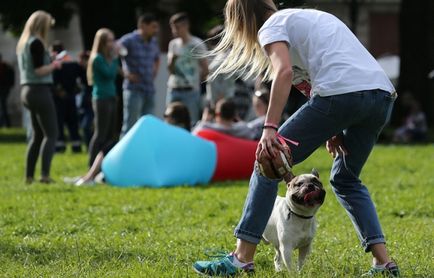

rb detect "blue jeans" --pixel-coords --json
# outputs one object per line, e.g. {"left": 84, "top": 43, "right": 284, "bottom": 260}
{"left": 167, "top": 89, "right": 200, "bottom": 124}
{"left": 234, "top": 89, "right": 396, "bottom": 252}
{"left": 121, "top": 90, "right": 154, "bottom": 136}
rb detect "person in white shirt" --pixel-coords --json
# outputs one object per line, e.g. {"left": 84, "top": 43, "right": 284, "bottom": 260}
{"left": 193, "top": 1, "right": 400, "bottom": 277}
{"left": 167, "top": 12, "right": 209, "bottom": 124}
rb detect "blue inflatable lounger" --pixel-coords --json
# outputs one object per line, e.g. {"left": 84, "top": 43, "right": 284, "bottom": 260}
{"left": 102, "top": 115, "right": 217, "bottom": 187}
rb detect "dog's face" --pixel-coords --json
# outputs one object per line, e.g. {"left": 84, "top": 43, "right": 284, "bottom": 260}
{"left": 287, "top": 169, "right": 326, "bottom": 209}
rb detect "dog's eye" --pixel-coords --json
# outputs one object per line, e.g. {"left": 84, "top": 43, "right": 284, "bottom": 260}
{"left": 295, "top": 182, "right": 302, "bottom": 187}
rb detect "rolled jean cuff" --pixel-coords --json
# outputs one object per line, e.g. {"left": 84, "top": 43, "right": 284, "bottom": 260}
{"left": 234, "top": 228, "right": 262, "bottom": 245}
{"left": 362, "top": 234, "right": 386, "bottom": 252}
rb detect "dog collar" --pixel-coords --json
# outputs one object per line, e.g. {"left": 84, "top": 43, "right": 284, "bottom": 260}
{"left": 287, "top": 207, "right": 314, "bottom": 220}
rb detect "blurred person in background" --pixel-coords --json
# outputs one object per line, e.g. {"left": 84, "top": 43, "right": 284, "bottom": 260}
{"left": 87, "top": 28, "right": 121, "bottom": 168}
{"left": 17, "top": 10, "right": 60, "bottom": 184}
{"left": 0, "top": 53, "right": 15, "bottom": 127}
{"left": 193, "top": 98, "right": 255, "bottom": 140}
{"left": 118, "top": 13, "right": 160, "bottom": 136}
{"left": 51, "top": 41, "right": 83, "bottom": 153}
{"left": 167, "top": 12, "right": 209, "bottom": 124}
{"left": 393, "top": 98, "right": 427, "bottom": 143}
{"left": 247, "top": 88, "right": 270, "bottom": 140}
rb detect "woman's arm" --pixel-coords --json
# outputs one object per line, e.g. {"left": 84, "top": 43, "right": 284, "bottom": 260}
{"left": 256, "top": 41, "right": 293, "bottom": 159}
{"left": 264, "top": 41, "right": 293, "bottom": 126}
{"left": 34, "top": 63, "right": 60, "bottom": 77}
{"left": 30, "top": 39, "right": 61, "bottom": 76}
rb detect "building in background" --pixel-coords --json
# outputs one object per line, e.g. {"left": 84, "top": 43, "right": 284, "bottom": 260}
{"left": 0, "top": 0, "right": 400, "bottom": 127}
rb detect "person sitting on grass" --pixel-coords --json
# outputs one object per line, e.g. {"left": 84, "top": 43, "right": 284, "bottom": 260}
{"left": 65, "top": 102, "right": 191, "bottom": 186}
{"left": 393, "top": 100, "right": 427, "bottom": 143}
{"left": 193, "top": 98, "right": 256, "bottom": 140}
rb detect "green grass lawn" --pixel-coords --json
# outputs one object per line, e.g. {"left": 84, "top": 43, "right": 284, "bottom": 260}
{"left": 0, "top": 129, "right": 433, "bottom": 277}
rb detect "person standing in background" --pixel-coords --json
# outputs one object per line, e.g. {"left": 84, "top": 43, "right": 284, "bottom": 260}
{"left": 167, "top": 12, "right": 209, "bottom": 124}
{"left": 17, "top": 10, "right": 60, "bottom": 184}
{"left": 0, "top": 53, "right": 15, "bottom": 127}
{"left": 51, "top": 41, "right": 83, "bottom": 153}
{"left": 87, "top": 28, "right": 120, "bottom": 167}
{"left": 118, "top": 13, "right": 160, "bottom": 136}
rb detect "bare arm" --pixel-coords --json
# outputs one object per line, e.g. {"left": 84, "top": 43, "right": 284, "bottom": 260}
{"left": 34, "top": 63, "right": 59, "bottom": 77}
{"left": 256, "top": 41, "right": 293, "bottom": 159}
{"left": 167, "top": 54, "right": 177, "bottom": 74}
{"left": 199, "top": 58, "right": 209, "bottom": 81}
{"left": 264, "top": 41, "right": 293, "bottom": 126}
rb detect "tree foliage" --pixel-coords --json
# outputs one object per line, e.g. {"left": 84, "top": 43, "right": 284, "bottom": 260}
{"left": 397, "top": 0, "right": 434, "bottom": 125}
{"left": 0, "top": 0, "right": 74, "bottom": 35}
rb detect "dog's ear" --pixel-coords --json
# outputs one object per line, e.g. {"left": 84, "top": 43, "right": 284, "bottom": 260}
{"left": 311, "top": 168, "right": 319, "bottom": 178}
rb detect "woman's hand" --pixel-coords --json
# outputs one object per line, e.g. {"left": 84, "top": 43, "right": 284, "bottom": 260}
{"left": 52, "top": 60, "right": 62, "bottom": 70}
{"left": 256, "top": 128, "right": 284, "bottom": 160}
{"left": 326, "top": 135, "right": 348, "bottom": 158}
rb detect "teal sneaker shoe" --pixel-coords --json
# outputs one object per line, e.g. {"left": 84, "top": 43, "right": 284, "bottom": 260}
{"left": 362, "top": 262, "right": 401, "bottom": 277}
{"left": 193, "top": 252, "right": 254, "bottom": 276}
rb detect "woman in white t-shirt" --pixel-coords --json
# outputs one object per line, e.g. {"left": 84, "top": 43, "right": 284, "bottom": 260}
{"left": 193, "top": 0, "right": 400, "bottom": 277}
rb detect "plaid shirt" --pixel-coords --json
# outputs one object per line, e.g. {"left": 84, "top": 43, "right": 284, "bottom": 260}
{"left": 118, "top": 30, "right": 160, "bottom": 95}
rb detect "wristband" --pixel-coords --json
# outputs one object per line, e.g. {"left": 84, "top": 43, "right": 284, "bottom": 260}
{"left": 263, "top": 122, "right": 278, "bottom": 130}
{"left": 262, "top": 125, "right": 278, "bottom": 131}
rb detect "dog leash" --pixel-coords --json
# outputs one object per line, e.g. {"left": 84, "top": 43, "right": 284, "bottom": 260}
{"left": 277, "top": 133, "right": 299, "bottom": 147}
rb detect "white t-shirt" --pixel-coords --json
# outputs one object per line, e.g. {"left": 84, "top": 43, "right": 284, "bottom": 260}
{"left": 167, "top": 36, "right": 207, "bottom": 91}
{"left": 258, "top": 9, "right": 395, "bottom": 97}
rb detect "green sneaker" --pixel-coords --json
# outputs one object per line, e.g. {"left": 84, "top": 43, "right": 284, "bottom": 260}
{"left": 193, "top": 252, "right": 254, "bottom": 276}
{"left": 363, "top": 262, "right": 401, "bottom": 277}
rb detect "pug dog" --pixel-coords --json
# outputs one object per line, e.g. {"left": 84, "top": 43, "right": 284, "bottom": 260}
{"left": 262, "top": 169, "right": 326, "bottom": 272}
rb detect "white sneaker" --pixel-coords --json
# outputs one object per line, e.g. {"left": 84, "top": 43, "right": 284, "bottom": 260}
{"left": 74, "top": 178, "right": 95, "bottom": 186}
{"left": 63, "top": 176, "right": 81, "bottom": 184}
{"left": 94, "top": 172, "right": 105, "bottom": 184}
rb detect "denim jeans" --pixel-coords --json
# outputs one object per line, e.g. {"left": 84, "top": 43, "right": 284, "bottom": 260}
{"left": 234, "top": 89, "right": 396, "bottom": 252}
{"left": 121, "top": 90, "right": 154, "bottom": 137}
{"left": 167, "top": 89, "right": 200, "bottom": 124}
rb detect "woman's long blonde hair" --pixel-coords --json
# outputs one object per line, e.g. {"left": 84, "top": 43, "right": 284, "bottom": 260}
{"left": 16, "top": 10, "right": 54, "bottom": 54}
{"left": 87, "top": 28, "right": 114, "bottom": 86}
{"left": 209, "top": 0, "right": 277, "bottom": 81}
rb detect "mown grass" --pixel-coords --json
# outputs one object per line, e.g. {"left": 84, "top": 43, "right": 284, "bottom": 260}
{"left": 0, "top": 129, "right": 433, "bottom": 277}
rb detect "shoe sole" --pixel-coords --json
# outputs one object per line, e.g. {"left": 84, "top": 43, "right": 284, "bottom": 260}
{"left": 192, "top": 265, "right": 253, "bottom": 277}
